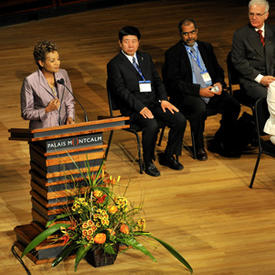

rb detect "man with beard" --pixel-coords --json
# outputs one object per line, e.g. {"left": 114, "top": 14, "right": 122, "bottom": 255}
{"left": 163, "top": 18, "right": 240, "bottom": 158}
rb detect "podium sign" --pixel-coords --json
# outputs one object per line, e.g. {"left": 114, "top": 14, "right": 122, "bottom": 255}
{"left": 9, "top": 117, "right": 129, "bottom": 263}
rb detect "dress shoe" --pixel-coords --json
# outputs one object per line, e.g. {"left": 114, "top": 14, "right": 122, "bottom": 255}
{"left": 196, "top": 148, "right": 208, "bottom": 161}
{"left": 158, "top": 153, "right": 184, "bottom": 170}
{"left": 144, "top": 162, "right": 160, "bottom": 177}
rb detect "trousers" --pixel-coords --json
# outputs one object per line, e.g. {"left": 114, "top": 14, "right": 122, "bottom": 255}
{"left": 130, "top": 103, "right": 186, "bottom": 165}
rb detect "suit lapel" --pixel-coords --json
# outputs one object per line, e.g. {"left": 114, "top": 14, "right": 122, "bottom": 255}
{"left": 180, "top": 42, "right": 195, "bottom": 78}
{"left": 38, "top": 69, "right": 55, "bottom": 99}
{"left": 247, "top": 26, "right": 265, "bottom": 57}
{"left": 197, "top": 42, "right": 208, "bottom": 67}
{"left": 55, "top": 71, "right": 65, "bottom": 100}
{"left": 119, "top": 52, "right": 141, "bottom": 78}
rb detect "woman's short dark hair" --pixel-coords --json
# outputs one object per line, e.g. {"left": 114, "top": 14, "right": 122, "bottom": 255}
{"left": 33, "top": 40, "right": 58, "bottom": 68}
{"left": 118, "top": 26, "right": 141, "bottom": 42}
{"left": 178, "top": 18, "right": 198, "bottom": 34}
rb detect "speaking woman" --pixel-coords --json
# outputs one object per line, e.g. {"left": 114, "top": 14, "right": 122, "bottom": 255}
{"left": 20, "top": 40, "right": 75, "bottom": 129}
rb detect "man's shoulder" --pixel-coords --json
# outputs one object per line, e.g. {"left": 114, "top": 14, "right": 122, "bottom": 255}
{"left": 197, "top": 40, "right": 212, "bottom": 48}
{"left": 107, "top": 53, "right": 123, "bottom": 66}
{"left": 234, "top": 24, "right": 251, "bottom": 36}
{"left": 165, "top": 41, "right": 184, "bottom": 57}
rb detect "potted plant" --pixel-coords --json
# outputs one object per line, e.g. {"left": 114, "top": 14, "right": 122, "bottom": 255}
{"left": 21, "top": 159, "right": 193, "bottom": 273}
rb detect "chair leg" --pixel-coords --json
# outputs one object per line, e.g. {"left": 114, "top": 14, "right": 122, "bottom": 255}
{"left": 104, "top": 130, "right": 113, "bottom": 161}
{"left": 249, "top": 152, "right": 262, "bottom": 188}
{"left": 191, "top": 130, "right": 197, "bottom": 159}
{"left": 132, "top": 131, "right": 143, "bottom": 174}
{"left": 157, "top": 127, "right": 165, "bottom": 146}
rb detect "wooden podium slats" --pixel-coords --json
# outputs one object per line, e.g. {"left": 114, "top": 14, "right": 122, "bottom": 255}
{"left": 31, "top": 180, "right": 90, "bottom": 200}
{"left": 30, "top": 161, "right": 101, "bottom": 179}
{"left": 45, "top": 151, "right": 104, "bottom": 166}
{"left": 9, "top": 118, "right": 128, "bottom": 263}
{"left": 31, "top": 190, "right": 74, "bottom": 208}
{"left": 31, "top": 169, "right": 98, "bottom": 187}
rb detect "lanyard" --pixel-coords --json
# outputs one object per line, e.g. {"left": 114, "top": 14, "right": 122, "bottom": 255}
{"left": 187, "top": 47, "right": 204, "bottom": 72}
{"left": 132, "top": 57, "right": 145, "bottom": 81}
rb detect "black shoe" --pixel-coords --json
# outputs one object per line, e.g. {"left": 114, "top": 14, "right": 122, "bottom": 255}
{"left": 196, "top": 148, "right": 208, "bottom": 161}
{"left": 144, "top": 162, "right": 160, "bottom": 177}
{"left": 158, "top": 153, "right": 184, "bottom": 170}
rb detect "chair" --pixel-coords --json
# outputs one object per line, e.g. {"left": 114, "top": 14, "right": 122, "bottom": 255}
{"left": 158, "top": 110, "right": 218, "bottom": 159}
{"left": 105, "top": 80, "right": 143, "bottom": 174}
{"left": 226, "top": 51, "right": 254, "bottom": 110}
{"left": 249, "top": 96, "right": 275, "bottom": 188}
{"left": 159, "top": 65, "right": 218, "bottom": 159}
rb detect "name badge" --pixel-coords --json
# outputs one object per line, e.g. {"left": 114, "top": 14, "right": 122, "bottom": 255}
{"left": 201, "top": 71, "right": 211, "bottom": 83}
{"left": 139, "top": 80, "right": 152, "bottom": 92}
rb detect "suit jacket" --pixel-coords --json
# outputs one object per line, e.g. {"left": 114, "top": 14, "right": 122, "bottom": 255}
{"left": 163, "top": 40, "right": 225, "bottom": 101}
{"left": 20, "top": 68, "right": 75, "bottom": 129}
{"left": 107, "top": 51, "right": 168, "bottom": 116}
{"left": 231, "top": 23, "right": 275, "bottom": 86}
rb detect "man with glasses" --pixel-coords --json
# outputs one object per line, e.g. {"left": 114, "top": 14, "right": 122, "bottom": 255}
{"left": 164, "top": 18, "right": 240, "bottom": 159}
{"left": 231, "top": 0, "right": 275, "bottom": 102}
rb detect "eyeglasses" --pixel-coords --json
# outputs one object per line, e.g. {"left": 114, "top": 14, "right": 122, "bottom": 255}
{"left": 181, "top": 29, "right": 197, "bottom": 36}
{"left": 249, "top": 12, "right": 266, "bottom": 17}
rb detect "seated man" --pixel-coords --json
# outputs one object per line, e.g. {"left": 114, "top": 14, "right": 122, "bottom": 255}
{"left": 164, "top": 18, "right": 240, "bottom": 158}
{"left": 107, "top": 26, "right": 186, "bottom": 177}
{"left": 231, "top": 0, "right": 275, "bottom": 103}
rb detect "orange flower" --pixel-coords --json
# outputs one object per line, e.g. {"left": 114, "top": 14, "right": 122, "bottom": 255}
{"left": 94, "top": 233, "right": 106, "bottom": 244}
{"left": 120, "top": 224, "right": 130, "bottom": 234}
{"left": 108, "top": 205, "right": 118, "bottom": 214}
{"left": 107, "top": 228, "right": 116, "bottom": 236}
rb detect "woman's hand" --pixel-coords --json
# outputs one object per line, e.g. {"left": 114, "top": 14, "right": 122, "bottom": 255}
{"left": 45, "top": 98, "right": 60, "bottom": 113}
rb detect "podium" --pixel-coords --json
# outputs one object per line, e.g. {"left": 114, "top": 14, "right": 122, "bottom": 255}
{"left": 9, "top": 117, "right": 129, "bottom": 264}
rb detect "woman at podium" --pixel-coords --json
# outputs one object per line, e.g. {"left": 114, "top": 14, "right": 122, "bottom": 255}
{"left": 20, "top": 40, "right": 75, "bottom": 129}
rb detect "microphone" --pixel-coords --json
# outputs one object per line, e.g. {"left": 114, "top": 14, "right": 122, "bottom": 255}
{"left": 57, "top": 78, "right": 89, "bottom": 122}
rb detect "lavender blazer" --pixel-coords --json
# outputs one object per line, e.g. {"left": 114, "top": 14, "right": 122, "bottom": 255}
{"left": 20, "top": 68, "right": 75, "bottom": 129}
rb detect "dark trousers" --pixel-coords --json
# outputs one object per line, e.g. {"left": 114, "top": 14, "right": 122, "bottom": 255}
{"left": 130, "top": 103, "right": 186, "bottom": 165}
{"left": 174, "top": 91, "right": 240, "bottom": 150}
{"left": 240, "top": 80, "right": 267, "bottom": 103}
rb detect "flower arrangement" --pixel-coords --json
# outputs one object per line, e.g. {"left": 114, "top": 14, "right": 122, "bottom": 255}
{"left": 21, "top": 160, "right": 192, "bottom": 273}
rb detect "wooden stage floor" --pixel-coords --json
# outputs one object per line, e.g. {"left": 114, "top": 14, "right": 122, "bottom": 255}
{"left": 0, "top": 1, "right": 275, "bottom": 274}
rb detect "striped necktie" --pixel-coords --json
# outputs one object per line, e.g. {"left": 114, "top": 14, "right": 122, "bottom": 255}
{"left": 257, "top": 30, "right": 265, "bottom": 47}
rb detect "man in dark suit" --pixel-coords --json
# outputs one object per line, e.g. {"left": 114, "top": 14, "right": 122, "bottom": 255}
{"left": 231, "top": 0, "right": 275, "bottom": 102}
{"left": 107, "top": 26, "right": 186, "bottom": 177}
{"left": 164, "top": 18, "right": 240, "bottom": 159}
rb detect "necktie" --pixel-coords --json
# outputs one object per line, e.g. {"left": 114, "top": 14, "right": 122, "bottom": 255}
{"left": 257, "top": 30, "right": 265, "bottom": 46}
{"left": 132, "top": 57, "right": 145, "bottom": 80}
{"left": 189, "top": 47, "right": 210, "bottom": 104}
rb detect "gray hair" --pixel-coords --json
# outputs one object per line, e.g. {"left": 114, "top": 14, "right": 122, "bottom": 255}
{"left": 248, "top": 0, "right": 269, "bottom": 13}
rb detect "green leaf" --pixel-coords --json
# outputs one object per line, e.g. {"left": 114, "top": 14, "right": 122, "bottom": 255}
{"left": 104, "top": 243, "right": 116, "bottom": 255}
{"left": 118, "top": 237, "right": 157, "bottom": 262}
{"left": 52, "top": 242, "right": 78, "bottom": 267}
{"left": 46, "top": 213, "right": 71, "bottom": 227}
{"left": 147, "top": 235, "right": 193, "bottom": 274}
{"left": 74, "top": 245, "right": 91, "bottom": 271}
{"left": 21, "top": 223, "right": 70, "bottom": 258}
